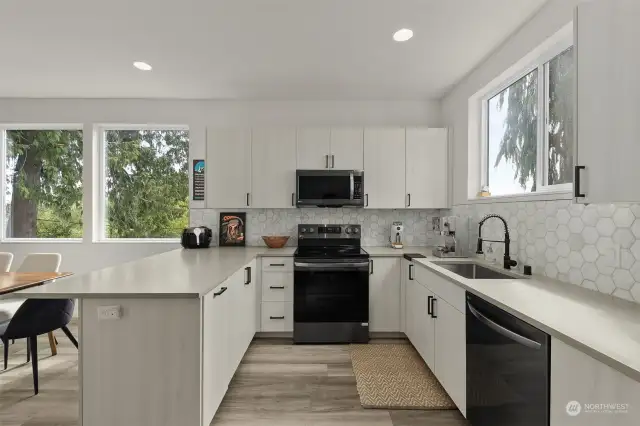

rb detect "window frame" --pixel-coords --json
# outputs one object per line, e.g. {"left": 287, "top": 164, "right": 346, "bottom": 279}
{"left": 0, "top": 123, "right": 84, "bottom": 242}
{"left": 477, "top": 31, "right": 574, "bottom": 200}
{"left": 96, "top": 124, "right": 189, "bottom": 243}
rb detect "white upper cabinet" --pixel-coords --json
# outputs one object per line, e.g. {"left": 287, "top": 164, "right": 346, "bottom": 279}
{"left": 206, "top": 128, "right": 252, "bottom": 208}
{"left": 251, "top": 128, "right": 297, "bottom": 208}
{"left": 575, "top": 0, "right": 640, "bottom": 203}
{"left": 330, "top": 127, "right": 364, "bottom": 170}
{"left": 364, "top": 127, "right": 406, "bottom": 209}
{"left": 406, "top": 127, "right": 449, "bottom": 208}
{"left": 296, "top": 127, "right": 331, "bottom": 169}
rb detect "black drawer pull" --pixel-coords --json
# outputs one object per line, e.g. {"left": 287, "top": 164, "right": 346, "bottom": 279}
{"left": 430, "top": 297, "right": 437, "bottom": 319}
{"left": 409, "top": 264, "right": 414, "bottom": 280}
{"left": 270, "top": 263, "right": 285, "bottom": 266}
{"left": 213, "top": 287, "right": 228, "bottom": 297}
{"left": 269, "top": 285, "right": 285, "bottom": 289}
{"left": 427, "top": 295, "right": 433, "bottom": 315}
{"left": 270, "top": 316, "right": 285, "bottom": 320}
{"left": 244, "top": 266, "right": 251, "bottom": 285}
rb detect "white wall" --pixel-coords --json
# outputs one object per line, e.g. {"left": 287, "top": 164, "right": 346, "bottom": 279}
{"left": 441, "top": 0, "right": 581, "bottom": 206}
{"left": 0, "top": 98, "right": 441, "bottom": 273}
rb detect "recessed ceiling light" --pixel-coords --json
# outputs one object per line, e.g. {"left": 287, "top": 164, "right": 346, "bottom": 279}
{"left": 133, "top": 61, "right": 152, "bottom": 71}
{"left": 393, "top": 28, "right": 413, "bottom": 42}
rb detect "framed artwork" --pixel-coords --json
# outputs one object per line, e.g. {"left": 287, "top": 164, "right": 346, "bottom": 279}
{"left": 219, "top": 213, "right": 246, "bottom": 247}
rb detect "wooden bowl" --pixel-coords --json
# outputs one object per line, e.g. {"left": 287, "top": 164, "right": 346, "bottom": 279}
{"left": 262, "top": 236, "right": 290, "bottom": 249}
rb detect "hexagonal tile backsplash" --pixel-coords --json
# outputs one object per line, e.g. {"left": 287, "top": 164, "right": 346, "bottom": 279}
{"left": 190, "top": 208, "right": 442, "bottom": 248}
{"left": 453, "top": 201, "right": 640, "bottom": 304}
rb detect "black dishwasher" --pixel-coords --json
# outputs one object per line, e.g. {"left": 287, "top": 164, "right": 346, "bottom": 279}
{"left": 466, "top": 292, "right": 550, "bottom": 426}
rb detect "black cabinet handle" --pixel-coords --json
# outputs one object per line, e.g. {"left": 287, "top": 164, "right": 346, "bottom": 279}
{"left": 409, "top": 264, "right": 414, "bottom": 280}
{"left": 270, "top": 316, "right": 285, "bottom": 320}
{"left": 370, "top": 259, "right": 373, "bottom": 275}
{"left": 292, "top": 192, "right": 295, "bottom": 206}
{"left": 365, "top": 194, "right": 369, "bottom": 207}
{"left": 244, "top": 266, "right": 251, "bottom": 285}
{"left": 427, "top": 296, "right": 433, "bottom": 315}
{"left": 213, "top": 286, "right": 228, "bottom": 297}
{"left": 574, "top": 165, "right": 586, "bottom": 198}
{"left": 407, "top": 193, "right": 411, "bottom": 207}
{"left": 269, "top": 285, "right": 285, "bottom": 289}
{"left": 325, "top": 155, "right": 329, "bottom": 168}
{"left": 431, "top": 297, "right": 437, "bottom": 319}
{"left": 331, "top": 155, "right": 335, "bottom": 168}
{"left": 270, "top": 263, "right": 285, "bottom": 267}
{"left": 246, "top": 193, "right": 250, "bottom": 207}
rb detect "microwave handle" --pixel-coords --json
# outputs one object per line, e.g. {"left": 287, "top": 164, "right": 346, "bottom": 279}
{"left": 350, "top": 172, "right": 355, "bottom": 200}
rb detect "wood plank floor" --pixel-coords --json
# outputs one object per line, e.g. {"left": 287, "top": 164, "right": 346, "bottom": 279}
{"left": 211, "top": 338, "right": 469, "bottom": 426}
{"left": 0, "top": 329, "right": 468, "bottom": 426}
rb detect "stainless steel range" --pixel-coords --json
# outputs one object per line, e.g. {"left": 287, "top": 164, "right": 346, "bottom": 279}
{"left": 293, "top": 224, "right": 369, "bottom": 344}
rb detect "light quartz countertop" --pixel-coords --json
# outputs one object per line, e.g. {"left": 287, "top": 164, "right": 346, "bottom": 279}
{"left": 5, "top": 244, "right": 640, "bottom": 382}
{"left": 412, "top": 256, "right": 640, "bottom": 384}
{"left": 4, "top": 247, "right": 294, "bottom": 299}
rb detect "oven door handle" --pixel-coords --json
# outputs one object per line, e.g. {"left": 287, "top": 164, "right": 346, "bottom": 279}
{"left": 467, "top": 302, "right": 542, "bottom": 350}
{"left": 294, "top": 261, "right": 370, "bottom": 270}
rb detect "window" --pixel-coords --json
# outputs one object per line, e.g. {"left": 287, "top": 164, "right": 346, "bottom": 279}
{"left": 2, "top": 127, "right": 83, "bottom": 239}
{"left": 100, "top": 127, "right": 189, "bottom": 239}
{"left": 482, "top": 44, "right": 574, "bottom": 197}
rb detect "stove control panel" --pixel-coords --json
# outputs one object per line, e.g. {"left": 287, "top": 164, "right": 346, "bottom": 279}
{"left": 298, "top": 224, "right": 361, "bottom": 239}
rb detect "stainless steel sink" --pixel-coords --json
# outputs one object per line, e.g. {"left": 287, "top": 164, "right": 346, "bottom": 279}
{"left": 431, "top": 262, "right": 523, "bottom": 280}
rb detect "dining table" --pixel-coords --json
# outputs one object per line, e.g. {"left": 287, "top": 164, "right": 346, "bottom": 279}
{"left": 0, "top": 271, "right": 73, "bottom": 355}
{"left": 0, "top": 272, "right": 73, "bottom": 296}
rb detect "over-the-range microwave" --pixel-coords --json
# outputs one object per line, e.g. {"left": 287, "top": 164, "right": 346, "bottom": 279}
{"left": 295, "top": 170, "right": 364, "bottom": 207}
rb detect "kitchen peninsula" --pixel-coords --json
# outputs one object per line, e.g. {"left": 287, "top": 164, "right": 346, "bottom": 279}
{"left": 5, "top": 246, "right": 640, "bottom": 426}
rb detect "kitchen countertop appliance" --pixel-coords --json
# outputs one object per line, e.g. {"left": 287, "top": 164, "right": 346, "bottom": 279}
{"left": 432, "top": 216, "right": 466, "bottom": 258}
{"left": 293, "top": 224, "right": 369, "bottom": 343}
{"left": 390, "top": 221, "right": 404, "bottom": 249}
{"left": 295, "top": 170, "right": 364, "bottom": 207}
{"left": 181, "top": 227, "right": 213, "bottom": 249}
{"left": 466, "top": 292, "right": 550, "bottom": 425}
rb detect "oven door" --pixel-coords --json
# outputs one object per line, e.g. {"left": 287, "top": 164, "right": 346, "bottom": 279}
{"left": 294, "top": 259, "right": 369, "bottom": 323}
{"left": 296, "top": 170, "right": 363, "bottom": 207}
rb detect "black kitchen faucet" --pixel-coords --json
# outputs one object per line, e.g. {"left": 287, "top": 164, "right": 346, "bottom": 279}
{"left": 476, "top": 214, "right": 518, "bottom": 270}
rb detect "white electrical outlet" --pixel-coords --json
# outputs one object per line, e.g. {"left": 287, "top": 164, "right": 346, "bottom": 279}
{"left": 98, "top": 305, "right": 122, "bottom": 320}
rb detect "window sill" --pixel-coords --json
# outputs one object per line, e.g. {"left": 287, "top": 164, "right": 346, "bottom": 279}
{"left": 1, "top": 238, "right": 83, "bottom": 243}
{"left": 94, "top": 238, "right": 181, "bottom": 244}
{"left": 464, "top": 190, "right": 572, "bottom": 205}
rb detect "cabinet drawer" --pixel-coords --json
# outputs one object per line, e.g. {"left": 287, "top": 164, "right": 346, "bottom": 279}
{"left": 262, "top": 272, "right": 293, "bottom": 302}
{"left": 261, "top": 302, "right": 293, "bottom": 332}
{"left": 415, "top": 265, "right": 465, "bottom": 313}
{"left": 262, "top": 257, "right": 293, "bottom": 272}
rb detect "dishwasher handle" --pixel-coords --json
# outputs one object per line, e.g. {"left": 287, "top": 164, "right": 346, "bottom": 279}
{"left": 467, "top": 302, "right": 542, "bottom": 350}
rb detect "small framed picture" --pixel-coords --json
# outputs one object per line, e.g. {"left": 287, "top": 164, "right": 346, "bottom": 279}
{"left": 219, "top": 213, "right": 246, "bottom": 247}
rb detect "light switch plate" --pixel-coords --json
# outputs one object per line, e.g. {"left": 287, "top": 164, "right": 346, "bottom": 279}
{"left": 98, "top": 305, "right": 122, "bottom": 320}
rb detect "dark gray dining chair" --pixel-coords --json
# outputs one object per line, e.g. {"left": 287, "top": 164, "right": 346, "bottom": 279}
{"left": 0, "top": 298, "right": 78, "bottom": 394}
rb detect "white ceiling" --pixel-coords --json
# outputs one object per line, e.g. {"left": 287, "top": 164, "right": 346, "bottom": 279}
{"left": 0, "top": 0, "right": 548, "bottom": 100}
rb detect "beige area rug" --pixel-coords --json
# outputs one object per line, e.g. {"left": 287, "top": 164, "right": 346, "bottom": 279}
{"left": 349, "top": 344, "right": 456, "bottom": 410}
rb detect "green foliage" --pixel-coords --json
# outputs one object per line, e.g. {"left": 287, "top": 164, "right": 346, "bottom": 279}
{"left": 6, "top": 129, "right": 189, "bottom": 239}
{"left": 105, "top": 130, "right": 189, "bottom": 238}
{"left": 494, "top": 47, "right": 574, "bottom": 190}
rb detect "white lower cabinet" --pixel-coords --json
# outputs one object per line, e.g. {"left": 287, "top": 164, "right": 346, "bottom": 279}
{"left": 433, "top": 297, "right": 466, "bottom": 417}
{"left": 406, "top": 276, "right": 436, "bottom": 369}
{"left": 369, "top": 257, "right": 401, "bottom": 332}
{"left": 260, "top": 261, "right": 294, "bottom": 332}
{"left": 551, "top": 338, "right": 640, "bottom": 426}
{"left": 261, "top": 301, "right": 294, "bottom": 332}
{"left": 202, "top": 260, "right": 257, "bottom": 426}
{"left": 405, "top": 264, "right": 466, "bottom": 415}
